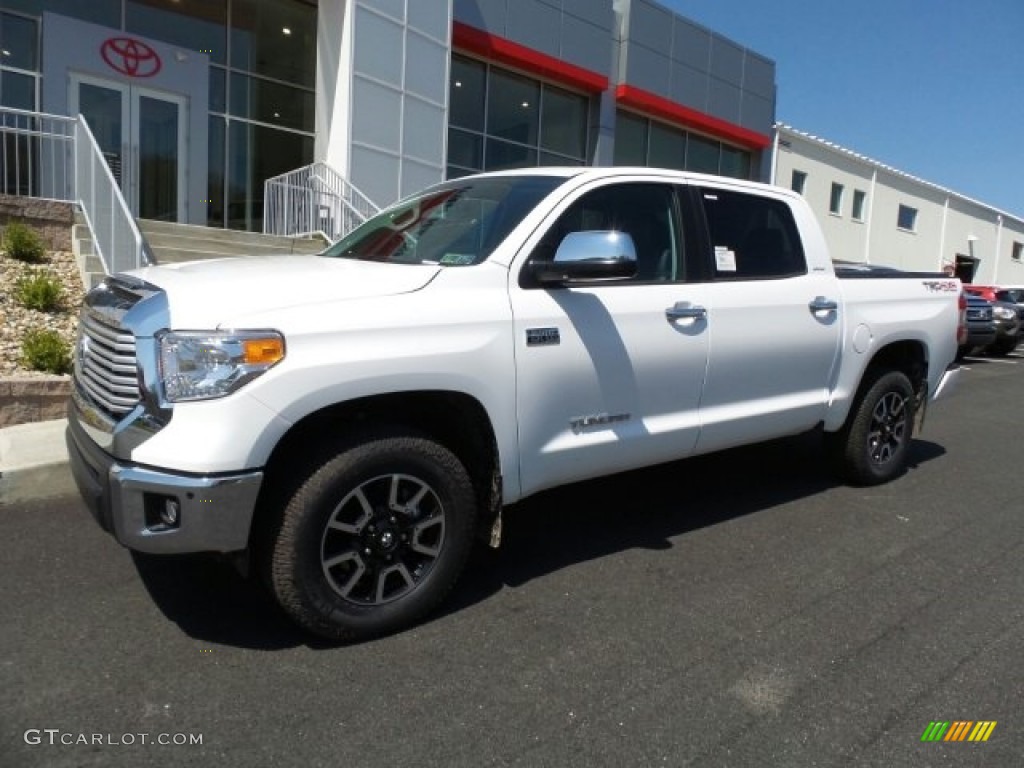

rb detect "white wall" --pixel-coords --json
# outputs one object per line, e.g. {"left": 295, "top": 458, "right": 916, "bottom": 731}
{"left": 317, "top": 0, "right": 452, "bottom": 208}
{"left": 773, "top": 126, "right": 1024, "bottom": 283}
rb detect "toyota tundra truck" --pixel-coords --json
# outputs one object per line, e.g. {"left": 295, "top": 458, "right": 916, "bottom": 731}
{"left": 66, "top": 168, "right": 962, "bottom": 640}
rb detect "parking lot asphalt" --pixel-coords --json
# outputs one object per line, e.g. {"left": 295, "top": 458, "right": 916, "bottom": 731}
{"left": 2, "top": 351, "right": 1022, "bottom": 768}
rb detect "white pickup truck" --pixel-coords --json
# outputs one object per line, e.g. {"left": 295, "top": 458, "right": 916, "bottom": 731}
{"left": 67, "top": 168, "right": 962, "bottom": 640}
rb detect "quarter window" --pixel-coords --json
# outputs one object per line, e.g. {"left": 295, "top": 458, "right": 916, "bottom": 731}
{"left": 700, "top": 188, "right": 806, "bottom": 280}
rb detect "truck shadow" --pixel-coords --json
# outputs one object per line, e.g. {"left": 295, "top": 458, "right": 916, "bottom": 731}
{"left": 131, "top": 431, "right": 945, "bottom": 649}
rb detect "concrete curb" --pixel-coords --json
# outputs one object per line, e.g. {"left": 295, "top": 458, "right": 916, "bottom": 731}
{"left": 0, "top": 418, "right": 74, "bottom": 505}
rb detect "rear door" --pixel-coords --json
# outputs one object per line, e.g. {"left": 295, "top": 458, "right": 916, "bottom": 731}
{"left": 686, "top": 184, "right": 843, "bottom": 454}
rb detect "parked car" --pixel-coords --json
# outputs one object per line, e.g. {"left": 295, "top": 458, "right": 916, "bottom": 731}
{"left": 958, "top": 293, "right": 996, "bottom": 359}
{"left": 987, "top": 301, "right": 1022, "bottom": 355}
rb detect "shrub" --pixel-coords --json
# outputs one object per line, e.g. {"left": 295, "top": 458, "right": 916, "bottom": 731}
{"left": 2, "top": 220, "right": 47, "bottom": 263}
{"left": 21, "top": 328, "right": 72, "bottom": 375}
{"left": 15, "top": 271, "right": 64, "bottom": 312}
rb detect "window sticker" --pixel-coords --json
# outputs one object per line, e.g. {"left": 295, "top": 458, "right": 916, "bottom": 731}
{"left": 715, "top": 245, "right": 737, "bottom": 272}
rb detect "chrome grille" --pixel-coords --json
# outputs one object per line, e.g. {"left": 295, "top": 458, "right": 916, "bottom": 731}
{"left": 966, "top": 307, "right": 992, "bottom": 321}
{"left": 76, "top": 312, "right": 140, "bottom": 416}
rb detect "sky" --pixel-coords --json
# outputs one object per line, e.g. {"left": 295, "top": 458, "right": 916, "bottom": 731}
{"left": 665, "top": 0, "right": 1024, "bottom": 217}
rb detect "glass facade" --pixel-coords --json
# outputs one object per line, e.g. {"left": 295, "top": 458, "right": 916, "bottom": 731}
{"left": 0, "top": 0, "right": 316, "bottom": 230}
{"left": 613, "top": 110, "right": 753, "bottom": 180}
{"left": 447, "top": 54, "right": 591, "bottom": 179}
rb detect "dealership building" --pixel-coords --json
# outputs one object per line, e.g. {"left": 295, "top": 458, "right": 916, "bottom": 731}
{"left": 0, "top": 0, "right": 775, "bottom": 228}
{"left": 1, "top": 0, "right": 1021, "bottom": 282}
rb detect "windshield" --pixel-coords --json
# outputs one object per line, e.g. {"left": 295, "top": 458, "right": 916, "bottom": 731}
{"left": 322, "top": 176, "right": 565, "bottom": 266}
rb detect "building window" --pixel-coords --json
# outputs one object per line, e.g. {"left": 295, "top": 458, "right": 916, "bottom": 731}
{"left": 791, "top": 170, "right": 807, "bottom": 195}
{"left": 448, "top": 54, "right": 590, "bottom": 179}
{"left": 829, "top": 182, "right": 844, "bottom": 215}
{"left": 851, "top": 189, "right": 866, "bottom": 221}
{"left": 1012, "top": 241, "right": 1023, "bottom": 262}
{"left": 897, "top": 204, "right": 918, "bottom": 232}
{"left": 612, "top": 110, "right": 752, "bottom": 180}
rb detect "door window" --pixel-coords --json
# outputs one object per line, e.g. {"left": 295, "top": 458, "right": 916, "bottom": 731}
{"left": 527, "top": 182, "right": 682, "bottom": 284}
{"left": 699, "top": 188, "right": 806, "bottom": 280}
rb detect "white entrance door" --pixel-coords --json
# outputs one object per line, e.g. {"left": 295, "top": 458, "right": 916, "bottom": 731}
{"left": 71, "top": 74, "right": 187, "bottom": 222}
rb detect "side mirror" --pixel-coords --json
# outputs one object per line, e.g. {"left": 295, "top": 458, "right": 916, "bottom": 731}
{"left": 530, "top": 231, "right": 638, "bottom": 285}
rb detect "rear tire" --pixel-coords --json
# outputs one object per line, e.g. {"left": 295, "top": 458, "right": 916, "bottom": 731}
{"left": 266, "top": 430, "right": 477, "bottom": 641}
{"left": 828, "top": 370, "right": 915, "bottom": 486}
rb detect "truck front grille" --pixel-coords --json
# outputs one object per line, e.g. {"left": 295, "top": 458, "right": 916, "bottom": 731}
{"left": 966, "top": 307, "right": 992, "bottom": 322}
{"left": 76, "top": 313, "right": 141, "bottom": 417}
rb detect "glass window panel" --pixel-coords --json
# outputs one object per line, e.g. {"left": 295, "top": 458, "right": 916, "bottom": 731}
{"left": 0, "top": 70, "right": 35, "bottom": 109}
{"left": 614, "top": 111, "right": 648, "bottom": 165}
{"left": 209, "top": 66, "right": 226, "bottom": 112}
{"left": 540, "top": 85, "right": 586, "bottom": 159}
{"left": 649, "top": 122, "right": 686, "bottom": 170}
{"left": 446, "top": 165, "right": 475, "bottom": 180}
{"left": 852, "top": 189, "right": 866, "bottom": 220}
{"left": 229, "top": 72, "right": 314, "bottom": 132}
{"left": 0, "top": 0, "right": 120, "bottom": 28}
{"left": 449, "top": 55, "right": 485, "bottom": 132}
{"left": 231, "top": 0, "right": 316, "bottom": 87}
{"left": 720, "top": 146, "right": 750, "bottom": 179}
{"left": 207, "top": 115, "right": 225, "bottom": 227}
{"left": 791, "top": 170, "right": 807, "bottom": 195}
{"left": 686, "top": 134, "right": 720, "bottom": 174}
{"left": 228, "top": 120, "right": 312, "bottom": 230}
{"left": 0, "top": 12, "right": 37, "bottom": 71}
{"left": 447, "top": 127, "right": 482, "bottom": 171}
{"left": 484, "top": 138, "right": 536, "bottom": 171}
{"left": 127, "top": 0, "right": 227, "bottom": 65}
{"left": 829, "top": 182, "right": 844, "bottom": 215}
{"left": 487, "top": 70, "right": 539, "bottom": 145}
{"left": 539, "top": 151, "right": 584, "bottom": 167}
{"left": 897, "top": 204, "right": 917, "bottom": 231}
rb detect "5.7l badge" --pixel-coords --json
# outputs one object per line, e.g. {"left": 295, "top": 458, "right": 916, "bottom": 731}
{"left": 526, "top": 327, "right": 560, "bottom": 346}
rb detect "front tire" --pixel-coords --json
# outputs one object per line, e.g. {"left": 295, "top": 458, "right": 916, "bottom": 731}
{"left": 267, "top": 431, "right": 477, "bottom": 641}
{"left": 828, "top": 370, "right": 915, "bottom": 486}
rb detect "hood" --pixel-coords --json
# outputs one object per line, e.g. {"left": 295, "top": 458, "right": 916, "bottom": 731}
{"left": 126, "top": 254, "right": 441, "bottom": 328}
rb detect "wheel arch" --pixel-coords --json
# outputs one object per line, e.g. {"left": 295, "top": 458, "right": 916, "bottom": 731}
{"left": 827, "top": 339, "right": 928, "bottom": 432}
{"left": 250, "top": 390, "right": 502, "bottom": 550}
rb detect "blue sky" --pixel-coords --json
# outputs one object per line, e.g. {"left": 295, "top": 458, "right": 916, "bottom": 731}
{"left": 666, "top": 0, "right": 1024, "bottom": 217}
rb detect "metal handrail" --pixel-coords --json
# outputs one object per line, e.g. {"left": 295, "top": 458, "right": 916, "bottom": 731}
{"left": 263, "top": 161, "right": 380, "bottom": 241}
{"left": 1, "top": 106, "right": 149, "bottom": 274}
{"left": 0, "top": 107, "right": 76, "bottom": 201}
{"left": 73, "top": 116, "right": 148, "bottom": 274}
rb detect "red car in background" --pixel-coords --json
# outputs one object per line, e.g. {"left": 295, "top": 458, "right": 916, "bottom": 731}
{"left": 962, "top": 285, "right": 1023, "bottom": 355}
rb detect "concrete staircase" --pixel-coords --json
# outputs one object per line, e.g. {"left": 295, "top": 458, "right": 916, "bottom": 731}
{"left": 73, "top": 215, "right": 328, "bottom": 289}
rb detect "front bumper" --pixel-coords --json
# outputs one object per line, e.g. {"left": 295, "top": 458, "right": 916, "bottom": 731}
{"left": 66, "top": 416, "right": 262, "bottom": 554}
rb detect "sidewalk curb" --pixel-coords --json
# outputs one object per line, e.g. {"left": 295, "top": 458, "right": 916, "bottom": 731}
{"left": 0, "top": 419, "right": 74, "bottom": 505}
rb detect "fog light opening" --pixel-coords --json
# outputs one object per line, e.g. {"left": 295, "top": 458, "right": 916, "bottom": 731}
{"left": 144, "top": 493, "right": 182, "bottom": 531}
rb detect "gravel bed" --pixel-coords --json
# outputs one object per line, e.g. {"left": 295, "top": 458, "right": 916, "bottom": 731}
{"left": 0, "top": 250, "right": 84, "bottom": 377}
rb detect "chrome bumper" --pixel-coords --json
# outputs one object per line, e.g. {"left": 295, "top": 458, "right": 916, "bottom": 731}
{"left": 66, "top": 416, "right": 262, "bottom": 554}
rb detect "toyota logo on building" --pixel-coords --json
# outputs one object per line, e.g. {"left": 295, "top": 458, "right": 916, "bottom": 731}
{"left": 101, "top": 37, "right": 162, "bottom": 78}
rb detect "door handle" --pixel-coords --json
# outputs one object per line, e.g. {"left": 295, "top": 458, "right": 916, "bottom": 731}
{"left": 809, "top": 296, "right": 838, "bottom": 313}
{"left": 665, "top": 302, "right": 707, "bottom": 321}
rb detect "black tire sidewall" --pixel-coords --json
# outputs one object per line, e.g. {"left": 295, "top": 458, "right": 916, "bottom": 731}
{"left": 270, "top": 434, "right": 476, "bottom": 640}
{"left": 839, "top": 370, "right": 915, "bottom": 486}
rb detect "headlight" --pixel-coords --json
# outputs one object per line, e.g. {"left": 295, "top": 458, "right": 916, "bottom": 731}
{"left": 158, "top": 330, "right": 285, "bottom": 402}
{"left": 993, "top": 306, "right": 1016, "bottom": 321}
